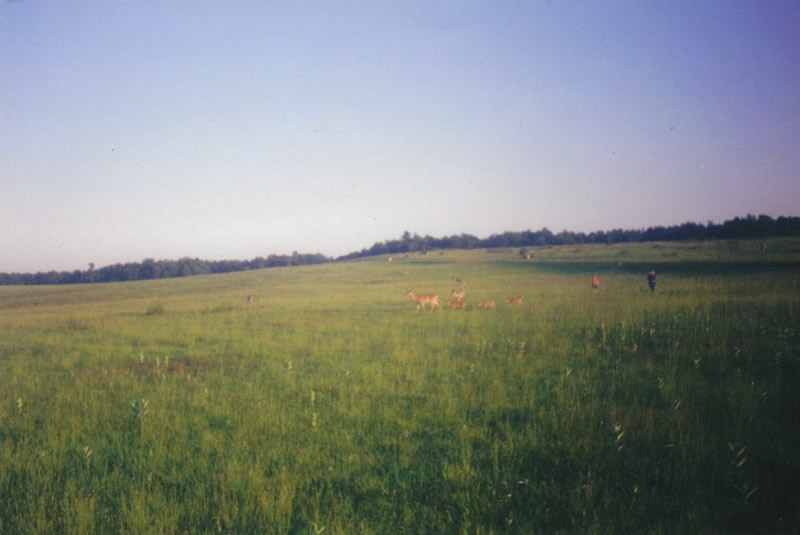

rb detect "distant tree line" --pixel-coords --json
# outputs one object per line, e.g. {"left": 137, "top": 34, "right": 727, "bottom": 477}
{"left": 3, "top": 214, "right": 799, "bottom": 285}
{"left": 337, "top": 214, "right": 800, "bottom": 260}
{"left": 0, "top": 252, "right": 329, "bottom": 286}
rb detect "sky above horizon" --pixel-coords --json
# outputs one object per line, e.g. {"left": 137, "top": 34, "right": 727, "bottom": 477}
{"left": 2, "top": 1, "right": 799, "bottom": 273}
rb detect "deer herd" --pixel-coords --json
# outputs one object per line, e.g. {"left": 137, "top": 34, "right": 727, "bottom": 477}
{"left": 405, "top": 277, "right": 524, "bottom": 313}
{"left": 244, "top": 271, "right": 602, "bottom": 313}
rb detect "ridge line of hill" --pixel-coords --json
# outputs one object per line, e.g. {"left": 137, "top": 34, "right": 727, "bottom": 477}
{"left": 2, "top": 214, "right": 798, "bottom": 285}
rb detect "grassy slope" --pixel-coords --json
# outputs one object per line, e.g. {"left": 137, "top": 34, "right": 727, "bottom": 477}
{"left": 1, "top": 239, "right": 799, "bottom": 533}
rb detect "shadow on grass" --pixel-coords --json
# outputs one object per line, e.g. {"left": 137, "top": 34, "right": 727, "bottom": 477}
{"left": 497, "top": 259, "right": 800, "bottom": 277}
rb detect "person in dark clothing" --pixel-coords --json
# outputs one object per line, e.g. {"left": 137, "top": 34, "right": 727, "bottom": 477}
{"left": 647, "top": 270, "right": 656, "bottom": 292}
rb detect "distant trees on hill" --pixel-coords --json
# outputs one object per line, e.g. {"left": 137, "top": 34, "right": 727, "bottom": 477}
{"left": 337, "top": 214, "right": 800, "bottom": 260}
{"left": 2, "top": 214, "right": 799, "bottom": 285}
{"left": 0, "top": 252, "right": 329, "bottom": 286}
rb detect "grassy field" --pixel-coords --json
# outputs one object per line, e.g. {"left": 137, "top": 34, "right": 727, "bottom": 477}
{"left": 1, "top": 239, "right": 799, "bottom": 534}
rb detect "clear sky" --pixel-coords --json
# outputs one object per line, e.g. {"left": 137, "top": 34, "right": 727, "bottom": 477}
{"left": 2, "top": 1, "right": 799, "bottom": 273}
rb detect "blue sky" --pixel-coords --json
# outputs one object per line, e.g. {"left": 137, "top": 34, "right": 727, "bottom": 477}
{"left": 2, "top": 1, "right": 799, "bottom": 272}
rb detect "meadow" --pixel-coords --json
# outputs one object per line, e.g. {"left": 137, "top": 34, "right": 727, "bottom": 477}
{"left": 1, "top": 239, "right": 799, "bottom": 534}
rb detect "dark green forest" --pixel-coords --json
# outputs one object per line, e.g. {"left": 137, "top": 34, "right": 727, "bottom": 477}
{"left": 2, "top": 214, "right": 798, "bottom": 285}
{"left": 0, "top": 253, "right": 329, "bottom": 286}
{"left": 339, "top": 214, "right": 800, "bottom": 259}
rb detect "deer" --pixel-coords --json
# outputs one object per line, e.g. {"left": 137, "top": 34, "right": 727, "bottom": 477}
{"left": 405, "top": 288, "right": 439, "bottom": 313}
{"left": 446, "top": 300, "right": 468, "bottom": 310}
{"left": 477, "top": 300, "right": 496, "bottom": 310}
{"left": 450, "top": 287, "right": 466, "bottom": 302}
{"left": 246, "top": 295, "right": 255, "bottom": 305}
{"left": 505, "top": 295, "right": 524, "bottom": 306}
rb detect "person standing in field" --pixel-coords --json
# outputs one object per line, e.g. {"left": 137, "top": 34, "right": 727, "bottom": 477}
{"left": 591, "top": 275, "right": 599, "bottom": 289}
{"left": 647, "top": 270, "right": 657, "bottom": 292}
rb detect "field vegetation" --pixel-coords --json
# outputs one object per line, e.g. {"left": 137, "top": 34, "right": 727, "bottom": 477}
{"left": 1, "top": 239, "right": 799, "bottom": 533}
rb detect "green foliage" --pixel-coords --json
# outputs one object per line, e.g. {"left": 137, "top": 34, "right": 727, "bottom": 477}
{"left": 0, "top": 252, "right": 331, "bottom": 285}
{"left": 1, "top": 240, "right": 799, "bottom": 533}
{"left": 338, "top": 214, "right": 800, "bottom": 260}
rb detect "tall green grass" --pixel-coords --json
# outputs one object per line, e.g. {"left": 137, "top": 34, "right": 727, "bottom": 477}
{"left": 1, "top": 240, "right": 799, "bottom": 533}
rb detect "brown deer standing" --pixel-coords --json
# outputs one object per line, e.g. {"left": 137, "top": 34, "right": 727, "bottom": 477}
{"left": 450, "top": 287, "right": 466, "bottom": 302}
{"left": 406, "top": 289, "right": 439, "bottom": 313}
